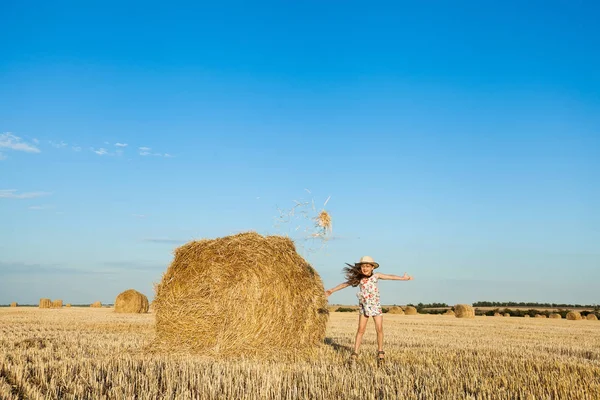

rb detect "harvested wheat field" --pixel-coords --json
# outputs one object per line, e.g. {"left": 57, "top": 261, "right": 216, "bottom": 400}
{"left": 1, "top": 308, "right": 599, "bottom": 399}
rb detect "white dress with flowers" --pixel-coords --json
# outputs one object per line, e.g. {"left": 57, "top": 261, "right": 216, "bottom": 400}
{"left": 357, "top": 274, "right": 382, "bottom": 316}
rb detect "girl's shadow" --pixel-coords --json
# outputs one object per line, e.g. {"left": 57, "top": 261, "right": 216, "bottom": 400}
{"left": 324, "top": 337, "right": 353, "bottom": 354}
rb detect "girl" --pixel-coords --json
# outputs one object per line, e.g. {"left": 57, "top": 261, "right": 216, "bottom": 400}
{"left": 325, "top": 256, "right": 413, "bottom": 365}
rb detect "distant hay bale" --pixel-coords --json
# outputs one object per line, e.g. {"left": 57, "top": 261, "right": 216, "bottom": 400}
{"left": 524, "top": 314, "right": 530, "bottom": 318}
{"left": 494, "top": 312, "right": 502, "bottom": 317}
{"left": 586, "top": 314, "right": 598, "bottom": 321}
{"left": 404, "top": 306, "right": 418, "bottom": 315}
{"left": 566, "top": 311, "right": 581, "bottom": 320}
{"left": 444, "top": 309, "right": 455, "bottom": 316}
{"left": 39, "top": 298, "right": 51, "bottom": 308}
{"left": 153, "top": 232, "right": 328, "bottom": 358}
{"left": 535, "top": 314, "right": 547, "bottom": 318}
{"left": 52, "top": 299, "right": 63, "bottom": 308}
{"left": 10, "top": 302, "right": 17, "bottom": 307}
{"left": 454, "top": 304, "right": 475, "bottom": 319}
{"left": 549, "top": 313, "right": 562, "bottom": 319}
{"left": 114, "top": 289, "right": 149, "bottom": 314}
{"left": 503, "top": 313, "right": 510, "bottom": 317}
{"left": 387, "top": 306, "right": 405, "bottom": 315}
{"left": 90, "top": 301, "right": 102, "bottom": 308}
{"left": 66, "top": 304, "right": 72, "bottom": 308}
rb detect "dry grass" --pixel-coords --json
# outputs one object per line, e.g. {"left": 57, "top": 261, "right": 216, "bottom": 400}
{"left": 153, "top": 232, "right": 328, "bottom": 358}
{"left": 1, "top": 308, "right": 599, "bottom": 399}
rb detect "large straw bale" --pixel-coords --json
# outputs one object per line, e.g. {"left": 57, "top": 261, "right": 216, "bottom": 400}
{"left": 153, "top": 232, "right": 328, "bottom": 358}
{"left": 39, "top": 298, "right": 51, "bottom": 308}
{"left": 115, "top": 289, "right": 149, "bottom": 313}
{"left": 549, "top": 313, "right": 561, "bottom": 319}
{"left": 535, "top": 314, "right": 547, "bottom": 318}
{"left": 404, "top": 306, "right": 418, "bottom": 315}
{"left": 90, "top": 301, "right": 102, "bottom": 308}
{"left": 566, "top": 311, "right": 582, "bottom": 320}
{"left": 454, "top": 304, "right": 475, "bottom": 319}
{"left": 10, "top": 302, "right": 17, "bottom": 307}
{"left": 387, "top": 306, "right": 404, "bottom": 315}
{"left": 586, "top": 314, "right": 598, "bottom": 321}
{"left": 494, "top": 312, "right": 502, "bottom": 317}
{"left": 66, "top": 304, "right": 72, "bottom": 308}
{"left": 52, "top": 299, "right": 63, "bottom": 308}
{"left": 503, "top": 313, "right": 510, "bottom": 317}
{"left": 444, "top": 309, "right": 455, "bottom": 316}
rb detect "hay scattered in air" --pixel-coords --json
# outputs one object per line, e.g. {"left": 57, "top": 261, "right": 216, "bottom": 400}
{"left": 152, "top": 231, "right": 328, "bottom": 359}
{"left": 115, "top": 289, "right": 149, "bottom": 314}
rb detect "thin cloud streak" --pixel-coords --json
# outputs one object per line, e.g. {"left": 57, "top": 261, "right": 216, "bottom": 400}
{"left": 0, "top": 132, "right": 40, "bottom": 153}
{"left": 0, "top": 189, "right": 51, "bottom": 199}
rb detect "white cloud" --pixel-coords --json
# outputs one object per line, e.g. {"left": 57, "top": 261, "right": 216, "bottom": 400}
{"left": 94, "top": 148, "right": 108, "bottom": 156}
{"left": 28, "top": 205, "right": 53, "bottom": 210}
{"left": 0, "top": 189, "right": 50, "bottom": 199}
{"left": 115, "top": 143, "right": 128, "bottom": 147}
{"left": 32, "top": 138, "right": 40, "bottom": 144}
{"left": 49, "top": 140, "right": 68, "bottom": 149}
{"left": 164, "top": 153, "right": 173, "bottom": 158}
{"left": 0, "top": 132, "right": 40, "bottom": 153}
{"left": 138, "top": 147, "right": 171, "bottom": 157}
{"left": 72, "top": 146, "right": 82, "bottom": 152}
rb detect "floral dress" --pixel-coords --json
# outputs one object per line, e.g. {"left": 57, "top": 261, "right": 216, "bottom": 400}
{"left": 357, "top": 274, "right": 382, "bottom": 316}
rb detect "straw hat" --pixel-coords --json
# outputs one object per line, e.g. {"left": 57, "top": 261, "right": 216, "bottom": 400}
{"left": 354, "top": 256, "right": 379, "bottom": 269}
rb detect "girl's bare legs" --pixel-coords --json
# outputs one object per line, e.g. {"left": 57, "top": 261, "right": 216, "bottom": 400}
{"left": 373, "top": 315, "right": 384, "bottom": 357}
{"left": 353, "top": 314, "right": 369, "bottom": 354}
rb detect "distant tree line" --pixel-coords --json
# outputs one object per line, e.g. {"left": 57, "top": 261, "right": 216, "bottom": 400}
{"left": 473, "top": 301, "right": 597, "bottom": 309}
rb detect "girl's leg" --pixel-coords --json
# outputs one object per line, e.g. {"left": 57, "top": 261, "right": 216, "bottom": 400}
{"left": 373, "top": 315, "right": 384, "bottom": 355}
{"left": 353, "top": 313, "right": 369, "bottom": 354}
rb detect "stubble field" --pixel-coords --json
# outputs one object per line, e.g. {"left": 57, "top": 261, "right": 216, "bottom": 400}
{"left": 1, "top": 307, "right": 599, "bottom": 400}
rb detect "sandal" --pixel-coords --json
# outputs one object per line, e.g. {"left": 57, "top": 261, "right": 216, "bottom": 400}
{"left": 377, "top": 350, "right": 385, "bottom": 366}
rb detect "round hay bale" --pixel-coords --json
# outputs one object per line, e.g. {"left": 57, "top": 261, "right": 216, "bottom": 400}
{"left": 387, "top": 306, "right": 405, "bottom": 315}
{"left": 524, "top": 314, "right": 531, "bottom": 318}
{"left": 586, "top": 314, "right": 598, "bottom": 321}
{"left": 114, "top": 289, "right": 149, "bottom": 314}
{"left": 10, "top": 302, "right": 17, "bottom": 307}
{"left": 90, "top": 301, "right": 102, "bottom": 308}
{"left": 66, "top": 303, "right": 72, "bottom": 308}
{"left": 494, "top": 312, "right": 502, "bottom": 317}
{"left": 454, "top": 304, "right": 474, "bottom": 319}
{"left": 566, "top": 311, "right": 582, "bottom": 320}
{"left": 535, "top": 314, "right": 547, "bottom": 318}
{"left": 153, "top": 232, "right": 328, "bottom": 358}
{"left": 549, "top": 313, "right": 562, "bottom": 319}
{"left": 444, "top": 309, "right": 455, "bottom": 316}
{"left": 52, "top": 299, "right": 63, "bottom": 308}
{"left": 39, "top": 298, "right": 51, "bottom": 308}
{"left": 404, "top": 306, "right": 418, "bottom": 315}
{"left": 503, "top": 313, "right": 510, "bottom": 317}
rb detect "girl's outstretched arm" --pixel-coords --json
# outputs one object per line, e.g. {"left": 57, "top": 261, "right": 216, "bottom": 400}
{"left": 325, "top": 282, "right": 350, "bottom": 297}
{"left": 375, "top": 272, "right": 413, "bottom": 281}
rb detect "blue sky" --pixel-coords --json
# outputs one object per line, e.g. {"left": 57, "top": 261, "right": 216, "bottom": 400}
{"left": 1, "top": 1, "right": 598, "bottom": 305}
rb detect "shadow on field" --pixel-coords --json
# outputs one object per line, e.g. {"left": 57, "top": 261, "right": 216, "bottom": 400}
{"left": 324, "top": 337, "right": 353, "bottom": 354}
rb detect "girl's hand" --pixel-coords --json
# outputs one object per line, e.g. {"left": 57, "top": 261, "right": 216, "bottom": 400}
{"left": 325, "top": 289, "right": 333, "bottom": 297}
{"left": 402, "top": 272, "right": 414, "bottom": 281}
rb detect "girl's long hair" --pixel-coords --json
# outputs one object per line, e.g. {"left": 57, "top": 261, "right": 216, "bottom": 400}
{"left": 343, "top": 263, "right": 372, "bottom": 287}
